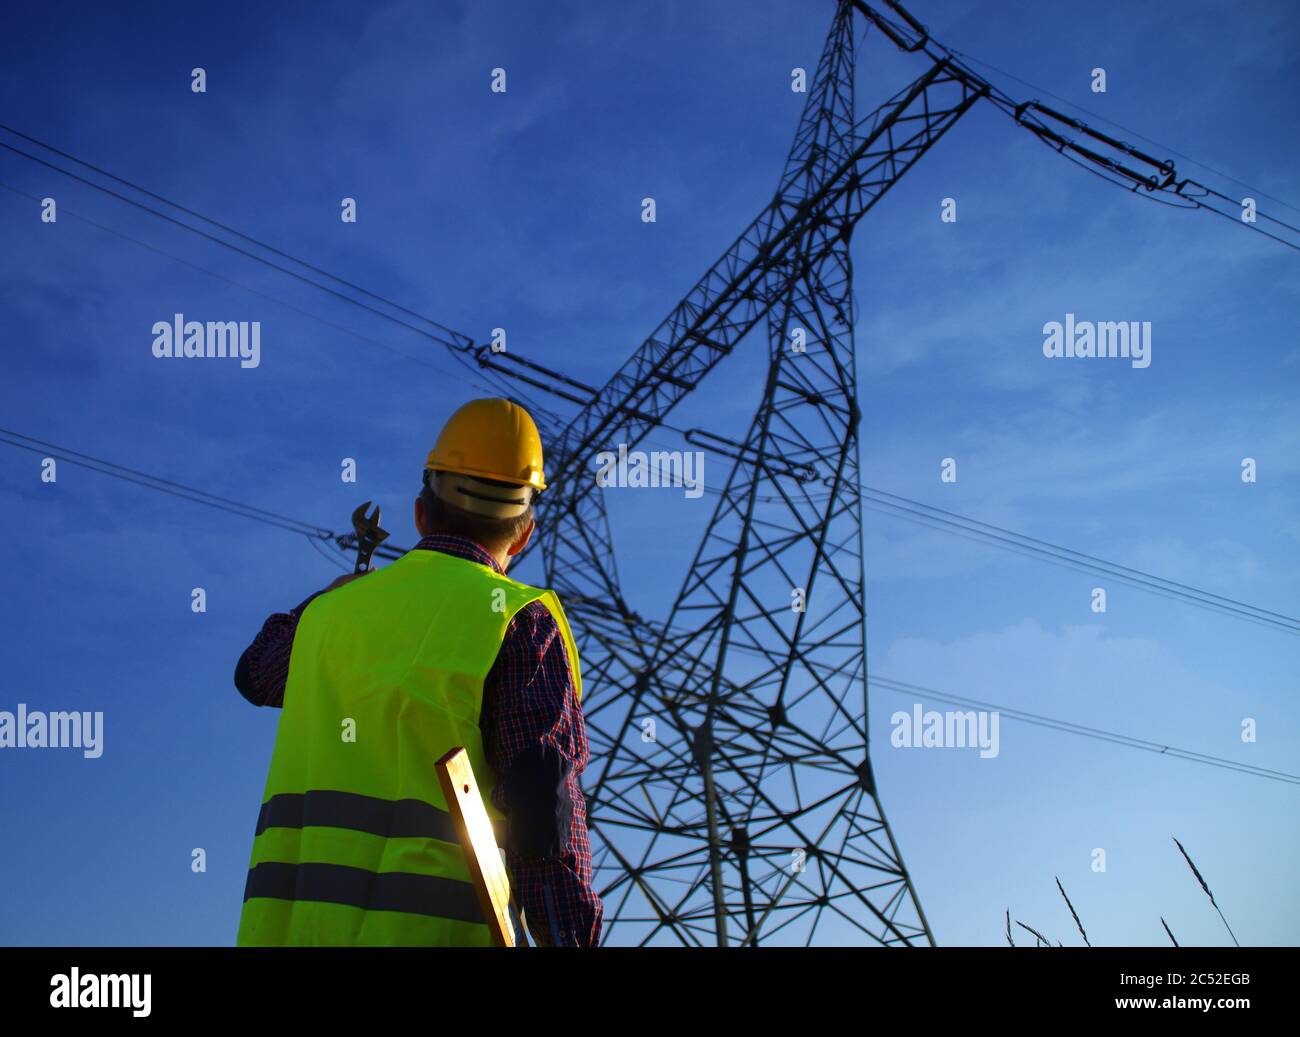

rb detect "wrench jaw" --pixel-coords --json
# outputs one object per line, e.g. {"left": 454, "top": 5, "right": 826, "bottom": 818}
{"left": 350, "top": 501, "right": 390, "bottom": 574}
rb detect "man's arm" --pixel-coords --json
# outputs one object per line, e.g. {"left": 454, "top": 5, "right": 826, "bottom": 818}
{"left": 234, "top": 573, "right": 363, "bottom": 707}
{"left": 483, "top": 601, "right": 603, "bottom": 947}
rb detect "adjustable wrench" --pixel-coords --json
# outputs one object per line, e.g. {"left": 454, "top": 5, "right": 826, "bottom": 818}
{"left": 350, "top": 501, "right": 390, "bottom": 574}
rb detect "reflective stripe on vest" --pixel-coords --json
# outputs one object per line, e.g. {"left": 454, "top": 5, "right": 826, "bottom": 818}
{"left": 236, "top": 549, "right": 582, "bottom": 947}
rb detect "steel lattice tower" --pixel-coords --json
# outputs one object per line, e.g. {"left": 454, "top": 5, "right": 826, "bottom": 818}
{"left": 534, "top": 1, "right": 983, "bottom": 945}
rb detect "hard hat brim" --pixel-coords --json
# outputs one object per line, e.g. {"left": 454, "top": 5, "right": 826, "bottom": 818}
{"left": 424, "top": 462, "right": 546, "bottom": 493}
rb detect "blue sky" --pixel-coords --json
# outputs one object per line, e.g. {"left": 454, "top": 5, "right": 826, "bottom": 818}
{"left": 0, "top": 0, "right": 1296, "bottom": 946}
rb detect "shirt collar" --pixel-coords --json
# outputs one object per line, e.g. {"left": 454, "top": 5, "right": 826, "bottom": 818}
{"left": 414, "top": 533, "right": 505, "bottom": 575}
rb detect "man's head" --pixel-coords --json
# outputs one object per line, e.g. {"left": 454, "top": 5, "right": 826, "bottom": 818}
{"left": 418, "top": 398, "right": 546, "bottom": 569}
{"left": 415, "top": 475, "right": 535, "bottom": 564}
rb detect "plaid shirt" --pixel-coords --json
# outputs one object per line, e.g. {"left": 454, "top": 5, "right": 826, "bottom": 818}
{"left": 234, "top": 533, "right": 602, "bottom": 947}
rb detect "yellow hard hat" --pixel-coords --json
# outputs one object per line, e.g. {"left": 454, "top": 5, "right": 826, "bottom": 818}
{"left": 424, "top": 398, "right": 547, "bottom": 492}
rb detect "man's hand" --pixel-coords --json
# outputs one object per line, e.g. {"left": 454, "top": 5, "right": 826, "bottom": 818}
{"left": 322, "top": 570, "right": 372, "bottom": 594}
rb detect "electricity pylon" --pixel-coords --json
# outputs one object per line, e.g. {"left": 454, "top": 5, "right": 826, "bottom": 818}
{"left": 534, "top": 1, "right": 986, "bottom": 946}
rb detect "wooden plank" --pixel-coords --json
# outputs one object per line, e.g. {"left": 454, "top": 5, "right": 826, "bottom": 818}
{"left": 435, "top": 746, "right": 517, "bottom": 947}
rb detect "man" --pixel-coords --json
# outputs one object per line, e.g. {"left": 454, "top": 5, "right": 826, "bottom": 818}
{"left": 233, "top": 398, "right": 602, "bottom": 946}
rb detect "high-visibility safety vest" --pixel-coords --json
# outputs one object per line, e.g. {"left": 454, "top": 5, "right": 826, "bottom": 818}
{"left": 236, "top": 548, "right": 582, "bottom": 946}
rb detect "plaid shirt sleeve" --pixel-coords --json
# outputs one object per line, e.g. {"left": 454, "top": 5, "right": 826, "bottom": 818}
{"left": 482, "top": 600, "right": 603, "bottom": 948}
{"left": 233, "top": 591, "right": 322, "bottom": 708}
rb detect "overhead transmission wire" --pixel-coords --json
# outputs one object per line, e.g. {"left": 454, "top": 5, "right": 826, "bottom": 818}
{"left": 940, "top": 45, "right": 1300, "bottom": 220}
{"left": 0, "top": 180, "right": 492, "bottom": 391}
{"left": 866, "top": 673, "right": 1300, "bottom": 787}
{"left": 0, "top": 121, "right": 468, "bottom": 342}
{"left": 0, "top": 126, "right": 569, "bottom": 543}
{"left": 695, "top": 621, "right": 1300, "bottom": 788}
{"left": 0, "top": 175, "right": 565, "bottom": 439}
{"left": 852, "top": 485, "right": 1300, "bottom": 635}
{"left": 974, "top": 86, "right": 1300, "bottom": 251}
{"left": 0, "top": 125, "right": 573, "bottom": 541}
{"left": 0, "top": 124, "right": 563, "bottom": 430}
{"left": 306, "top": 531, "right": 353, "bottom": 573}
{"left": 0, "top": 171, "right": 573, "bottom": 515}
{"left": 983, "top": 88, "right": 1300, "bottom": 252}
{"left": 590, "top": 615, "right": 1300, "bottom": 788}
{"left": 0, "top": 426, "right": 333, "bottom": 539}
{"left": 9, "top": 415, "right": 1289, "bottom": 643}
{"left": 859, "top": 3, "right": 1300, "bottom": 252}
{"left": 635, "top": 428, "right": 1299, "bottom": 635}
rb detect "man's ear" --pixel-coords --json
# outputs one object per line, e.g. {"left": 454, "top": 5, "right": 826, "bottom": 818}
{"left": 506, "top": 517, "right": 535, "bottom": 558}
{"left": 414, "top": 494, "right": 428, "bottom": 537}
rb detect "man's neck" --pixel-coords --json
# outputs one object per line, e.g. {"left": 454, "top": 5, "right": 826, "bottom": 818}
{"left": 417, "top": 530, "right": 510, "bottom": 574}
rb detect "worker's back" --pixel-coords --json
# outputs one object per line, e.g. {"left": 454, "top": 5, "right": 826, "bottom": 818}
{"left": 236, "top": 548, "right": 580, "bottom": 946}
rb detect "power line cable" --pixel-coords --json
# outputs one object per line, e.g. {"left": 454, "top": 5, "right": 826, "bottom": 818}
{"left": 638, "top": 422, "right": 1298, "bottom": 634}
{"left": 1042, "top": 143, "right": 1300, "bottom": 253}
{"left": 922, "top": 37, "right": 1300, "bottom": 250}
{"left": 942, "top": 46, "right": 1300, "bottom": 220}
{"left": 869, "top": 673, "right": 1300, "bottom": 787}
{"left": 0, "top": 427, "right": 333, "bottom": 539}
{"left": 854, "top": 7, "right": 1300, "bottom": 250}
{"left": 11, "top": 416, "right": 1286, "bottom": 639}
{"left": 854, "top": 487, "right": 1300, "bottom": 634}
{"left": 0, "top": 120, "right": 471, "bottom": 341}
{"left": 589, "top": 620, "right": 1300, "bottom": 787}
{"left": 855, "top": 482, "right": 1295, "bottom": 622}
{"left": 0, "top": 127, "right": 561, "bottom": 425}
{"left": 0, "top": 176, "right": 565, "bottom": 440}
{"left": 855, "top": 497, "right": 1298, "bottom": 636}
{"left": 0, "top": 138, "right": 460, "bottom": 348}
{"left": 0, "top": 179, "right": 500, "bottom": 393}
{"left": 306, "top": 531, "right": 352, "bottom": 572}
